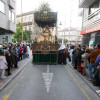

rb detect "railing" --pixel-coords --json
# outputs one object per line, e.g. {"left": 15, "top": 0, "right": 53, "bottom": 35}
{"left": 23, "top": 22, "right": 32, "bottom": 26}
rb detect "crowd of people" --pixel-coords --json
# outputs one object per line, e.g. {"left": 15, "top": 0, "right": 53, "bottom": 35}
{"left": 66, "top": 43, "right": 100, "bottom": 86}
{"left": 0, "top": 43, "right": 32, "bottom": 79}
{"left": 0, "top": 41, "right": 100, "bottom": 87}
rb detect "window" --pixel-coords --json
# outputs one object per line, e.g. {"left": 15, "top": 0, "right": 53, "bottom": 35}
{"left": 72, "top": 37, "right": 75, "bottom": 40}
{"left": 9, "top": 10, "right": 11, "bottom": 19}
{"left": 89, "top": 0, "right": 99, "bottom": 14}
{"left": 25, "top": 27, "right": 27, "bottom": 30}
{"left": 9, "top": 10, "right": 15, "bottom": 23}
{"left": 0, "top": 0, "right": 5, "bottom": 13}
{"left": 29, "top": 26, "right": 32, "bottom": 31}
{"left": 25, "top": 17, "right": 28, "bottom": 22}
{"left": 29, "top": 16, "right": 32, "bottom": 22}
{"left": 12, "top": 12, "right": 14, "bottom": 22}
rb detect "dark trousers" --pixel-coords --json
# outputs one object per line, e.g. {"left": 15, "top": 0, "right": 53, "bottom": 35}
{"left": 20, "top": 54, "right": 23, "bottom": 60}
{"left": 67, "top": 55, "right": 71, "bottom": 62}
{"left": 74, "top": 59, "right": 78, "bottom": 69}
{"left": 94, "top": 69, "right": 100, "bottom": 85}
{"left": 7, "top": 64, "right": 12, "bottom": 75}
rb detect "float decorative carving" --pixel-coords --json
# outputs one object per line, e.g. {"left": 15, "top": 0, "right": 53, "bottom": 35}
{"left": 32, "top": 40, "right": 59, "bottom": 54}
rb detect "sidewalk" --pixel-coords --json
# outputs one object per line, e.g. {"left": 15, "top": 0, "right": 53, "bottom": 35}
{"left": 0, "top": 55, "right": 32, "bottom": 92}
{"left": 67, "top": 61, "right": 100, "bottom": 97}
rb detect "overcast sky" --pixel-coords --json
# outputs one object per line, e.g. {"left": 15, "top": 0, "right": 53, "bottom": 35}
{"left": 16, "top": 0, "right": 82, "bottom": 29}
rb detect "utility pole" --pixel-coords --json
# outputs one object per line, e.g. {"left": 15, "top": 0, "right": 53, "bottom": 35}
{"left": 69, "top": 0, "right": 73, "bottom": 44}
{"left": 21, "top": 0, "right": 23, "bottom": 42}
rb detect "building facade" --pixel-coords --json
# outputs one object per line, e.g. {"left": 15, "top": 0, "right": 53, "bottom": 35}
{"left": 79, "top": 0, "right": 100, "bottom": 46}
{"left": 16, "top": 11, "right": 41, "bottom": 41}
{"left": 58, "top": 28, "right": 82, "bottom": 45}
{"left": 0, "top": 0, "right": 16, "bottom": 43}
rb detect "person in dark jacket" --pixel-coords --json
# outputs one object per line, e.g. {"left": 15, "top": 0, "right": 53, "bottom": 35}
{"left": 72, "top": 47, "right": 79, "bottom": 69}
{"left": 77, "top": 46, "right": 85, "bottom": 72}
{"left": 5, "top": 51, "right": 12, "bottom": 76}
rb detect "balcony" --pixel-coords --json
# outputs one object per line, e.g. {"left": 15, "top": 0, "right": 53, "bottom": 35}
{"left": 28, "top": 31, "right": 32, "bottom": 34}
{"left": 8, "top": 0, "right": 15, "bottom": 9}
{"left": 8, "top": 21, "right": 16, "bottom": 33}
{"left": 79, "top": 0, "right": 96, "bottom": 8}
{"left": 23, "top": 22, "right": 32, "bottom": 26}
{"left": 28, "top": 22, "right": 32, "bottom": 25}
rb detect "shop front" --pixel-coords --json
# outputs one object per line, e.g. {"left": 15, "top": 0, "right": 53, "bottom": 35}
{"left": 81, "top": 24, "right": 100, "bottom": 46}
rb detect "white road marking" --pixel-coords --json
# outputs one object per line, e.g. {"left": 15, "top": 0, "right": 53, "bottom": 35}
{"left": 42, "top": 65, "right": 53, "bottom": 93}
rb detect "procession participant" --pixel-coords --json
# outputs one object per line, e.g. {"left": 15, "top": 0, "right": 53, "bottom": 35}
{"left": 58, "top": 39, "right": 66, "bottom": 65}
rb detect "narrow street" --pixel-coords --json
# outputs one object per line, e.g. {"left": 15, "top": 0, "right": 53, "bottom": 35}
{"left": 0, "top": 62, "right": 100, "bottom": 100}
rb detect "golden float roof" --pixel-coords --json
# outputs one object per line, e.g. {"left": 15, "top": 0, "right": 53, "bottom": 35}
{"left": 34, "top": 12, "right": 57, "bottom": 27}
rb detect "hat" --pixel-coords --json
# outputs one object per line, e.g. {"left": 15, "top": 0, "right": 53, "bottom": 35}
{"left": 58, "top": 39, "right": 66, "bottom": 50}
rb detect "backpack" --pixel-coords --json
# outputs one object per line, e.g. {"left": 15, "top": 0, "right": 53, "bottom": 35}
{"left": 73, "top": 50, "right": 79, "bottom": 59}
{"left": 95, "top": 54, "right": 100, "bottom": 67}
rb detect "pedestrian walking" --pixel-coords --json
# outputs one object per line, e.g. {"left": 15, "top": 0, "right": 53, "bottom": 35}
{"left": 0, "top": 51, "right": 8, "bottom": 79}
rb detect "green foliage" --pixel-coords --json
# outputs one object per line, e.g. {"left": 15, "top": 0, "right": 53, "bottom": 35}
{"left": 35, "top": 2, "right": 52, "bottom": 13}
{"left": 58, "top": 38, "right": 68, "bottom": 43}
{"left": 13, "top": 22, "right": 31, "bottom": 43}
{"left": 64, "top": 39, "right": 68, "bottom": 43}
{"left": 23, "top": 30, "right": 30, "bottom": 41}
{"left": 13, "top": 22, "right": 22, "bottom": 42}
{"left": 58, "top": 38, "right": 62, "bottom": 43}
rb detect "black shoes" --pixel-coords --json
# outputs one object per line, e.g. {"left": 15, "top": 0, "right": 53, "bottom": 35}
{"left": 93, "top": 83, "right": 100, "bottom": 86}
{"left": 8, "top": 73, "right": 12, "bottom": 76}
{"left": 74, "top": 67, "right": 77, "bottom": 69}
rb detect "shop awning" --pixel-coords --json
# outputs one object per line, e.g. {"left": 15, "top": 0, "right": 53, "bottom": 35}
{"left": 81, "top": 24, "right": 100, "bottom": 35}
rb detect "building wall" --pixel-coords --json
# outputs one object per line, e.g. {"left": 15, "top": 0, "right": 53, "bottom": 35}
{"left": 0, "top": 0, "right": 16, "bottom": 43}
{"left": 58, "top": 30, "right": 82, "bottom": 44}
{"left": 17, "top": 12, "right": 41, "bottom": 41}
{"left": 81, "top": 0, "right": 100, "bottom": 29}
{"left": 0, "top": 0, "right": 16, "bottom": 32}
{"left": 79, "top": 0, "right": 100, "bottom": 45}
{"left": 0, "top": 34, "right": 12, "bottom": 43}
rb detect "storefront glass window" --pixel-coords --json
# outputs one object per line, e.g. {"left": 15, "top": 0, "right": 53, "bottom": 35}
{"left": 89, "top": 33, "right": 95, "bottom": 47}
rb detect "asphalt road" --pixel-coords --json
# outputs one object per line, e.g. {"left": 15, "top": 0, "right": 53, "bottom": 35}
{"left": 0, "top": 62, "right": 100, "bottom": 100}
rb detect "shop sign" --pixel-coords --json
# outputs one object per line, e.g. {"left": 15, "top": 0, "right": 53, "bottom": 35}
{"left": 80, "top": 24, "right": 100, "bottom": 35}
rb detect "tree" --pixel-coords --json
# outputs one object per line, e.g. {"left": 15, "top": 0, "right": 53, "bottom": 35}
{"left": 35, "top": 2, "right": 52, "bottom": 13}
{"left": 13, "top": 22, "right": 31, "bottom": 43}
{"left": 58, "top": 38, "right": 68, "bottom": 44}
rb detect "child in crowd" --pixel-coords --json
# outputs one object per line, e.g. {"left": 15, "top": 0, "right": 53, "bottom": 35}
{"left": 0, "top": 51, "right": 8, "bottom": 79}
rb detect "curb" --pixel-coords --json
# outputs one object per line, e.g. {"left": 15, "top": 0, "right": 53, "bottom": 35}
{"left": 0, "top": 58, "right": 32, "bottom": 92}
{"left": 67, "top": 62, "right": 100, "bottom": 97}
